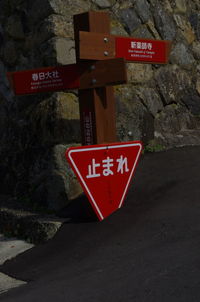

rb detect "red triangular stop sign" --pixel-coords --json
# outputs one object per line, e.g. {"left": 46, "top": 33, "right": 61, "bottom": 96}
{"left": 66, "top": 141, "right": 143, "bottom": 221}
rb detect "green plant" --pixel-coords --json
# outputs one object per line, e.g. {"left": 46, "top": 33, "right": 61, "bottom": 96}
{"left": 144, "top": 141, "right": 165, "bottom": 153}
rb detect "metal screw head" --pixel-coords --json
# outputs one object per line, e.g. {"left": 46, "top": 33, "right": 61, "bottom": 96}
{"left": 104, "top": 51, "right": 109, "bottom": 56}
{"left": 104, "top": 37, "right": 109, "bottom": 43}
{"left": 90, "top": 65, "right": 95, "bottom": 71}
{"left": 92, "top": 79, "right": 97, "bottom": 84}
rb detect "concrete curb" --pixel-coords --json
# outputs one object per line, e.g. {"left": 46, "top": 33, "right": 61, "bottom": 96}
{"left": 0, "top": 193, "right": 97, "bottom": 244}
{"left": 0, "top": 207, "right": 66, "bottom": 244}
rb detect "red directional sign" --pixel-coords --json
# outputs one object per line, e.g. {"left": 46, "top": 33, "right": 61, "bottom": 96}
{"left": 8, "top": 65, "right": 80, "bottom": 95}
{"left": 66, "top": 141, "right": 143, "bottom": 220}
{"left": 79, "top": 31, "right": 171, "bottom": 64}
{"left": 115, "top": 37, "right": 171, "bottom": 64}
{"left": 7, "top": 58, "right": 127, "bottom": 96}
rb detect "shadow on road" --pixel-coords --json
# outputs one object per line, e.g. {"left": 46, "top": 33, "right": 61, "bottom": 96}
{"left": 57, "top": 194, "right": 98, "bottom": 223}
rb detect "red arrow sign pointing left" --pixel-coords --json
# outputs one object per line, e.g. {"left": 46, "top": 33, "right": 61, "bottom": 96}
{"left": 66, "top": 141, "right": 143, "bottom": 221}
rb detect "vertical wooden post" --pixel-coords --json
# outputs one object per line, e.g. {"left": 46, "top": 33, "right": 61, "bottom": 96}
{"left": 74, "top": 11, "right": 117, "bottom": 145}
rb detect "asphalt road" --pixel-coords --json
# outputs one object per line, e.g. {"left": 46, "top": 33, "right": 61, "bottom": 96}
{"left": 1, "top": 146, "right": 200, "bottom": 302}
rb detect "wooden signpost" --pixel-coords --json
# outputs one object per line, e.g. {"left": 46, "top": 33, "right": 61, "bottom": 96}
{"left": 7, "top": 10, "right": 172, "bottom": 220}
{"left": 8, "top": 10, "right": 171, "bottom": 146}
{"left": 73, "top": 12, "right": 170, "bottom": 145}
{"left": 73, "top": 11, "right": 118, "bottom": 145}
{"left": 8, "top": 59, "right": 126, "bottom": 96}
{"left": 79, "top": 31, "right": 171, "bottom": 64}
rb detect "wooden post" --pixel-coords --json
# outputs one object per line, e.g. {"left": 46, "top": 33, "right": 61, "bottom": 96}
{"left": 74, "top": 11, "right": 117, "bottom": 145}
{"left": 8, "top": 10, "right": 171, "bottom": 147}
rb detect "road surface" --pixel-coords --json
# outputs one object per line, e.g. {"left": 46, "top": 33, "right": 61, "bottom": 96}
{"left": 0, "top": 146, "right": 200, "bottom": 302}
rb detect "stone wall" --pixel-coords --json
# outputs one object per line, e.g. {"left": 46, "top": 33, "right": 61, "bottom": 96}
{"left": 0, "top": 0, "right": 200, "bottom": 210}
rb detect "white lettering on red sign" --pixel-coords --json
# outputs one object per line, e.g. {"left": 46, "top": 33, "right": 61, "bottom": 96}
{"left": 117, "top": 155, "right": 129, "bottom": 174}
{"left": 30, "top": 70, "right": 63, "bottom": 91}
{"left": 84, "top": 112, "right": 93, "bottom": 145}
{"left": 32, "top": 70, "right": 60, "bottom": 82}
{"left": 86, "top": 156, "right": 129, "bottom": 179}
{"left": 131, "top": 41, "right": 153, "bottom": 50}
{"left": 86, "top": 159, "right": 101, "bottom": 179}
{"left": 102, "top": 157, "right": 114, "bottom": 176}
